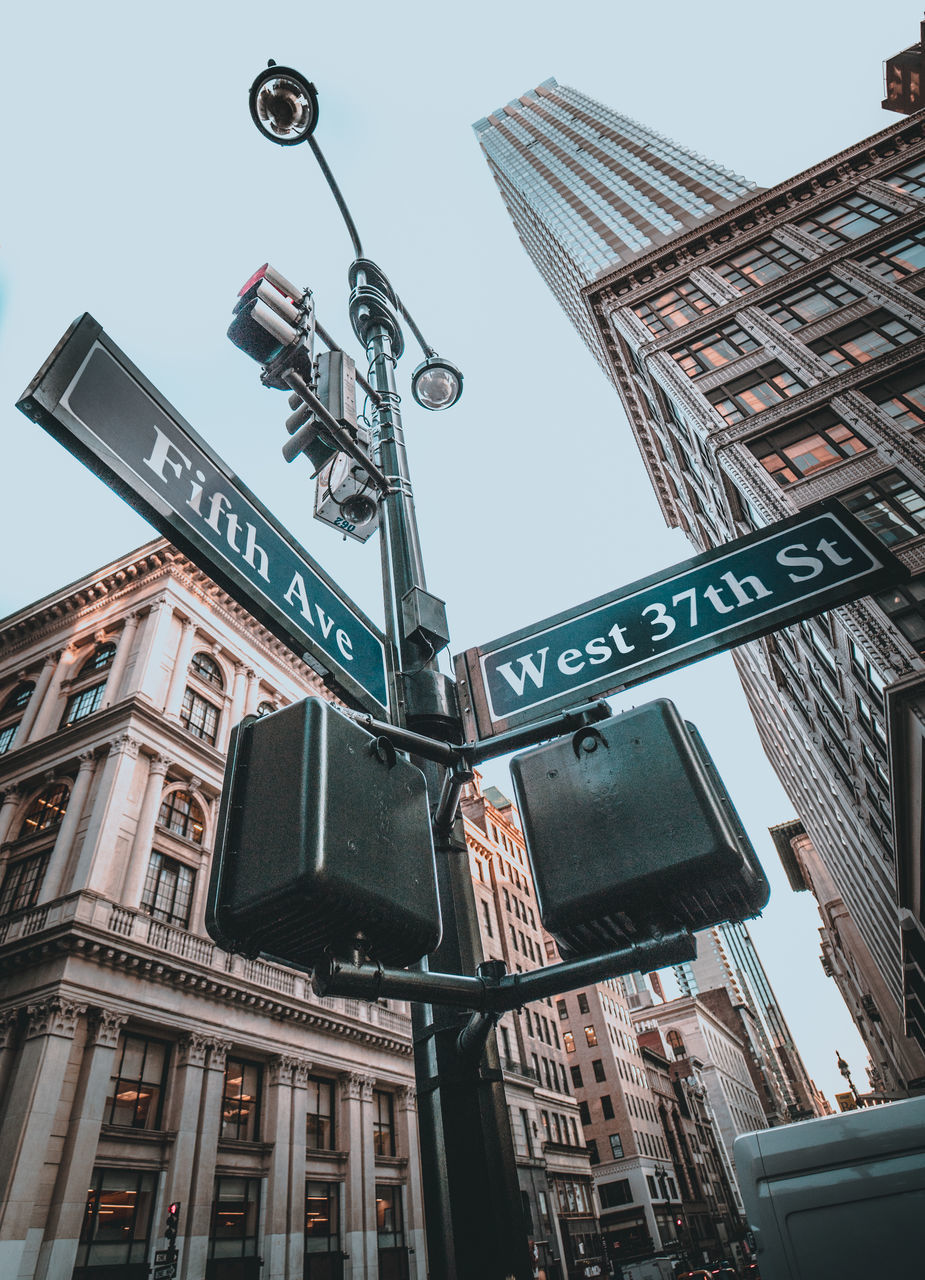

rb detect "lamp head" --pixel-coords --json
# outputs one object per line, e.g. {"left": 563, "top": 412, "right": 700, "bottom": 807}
{"left": 410, "top": 355, "right": 463, "bottom": 411}
{"left": 340, "top": 493, "right": 378, "bottom": 527}
{"left": 249, "top": 62, "right": 319, "bottom": 145}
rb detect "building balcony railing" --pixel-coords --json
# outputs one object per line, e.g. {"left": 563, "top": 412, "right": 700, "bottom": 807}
{"left": 0, "top": 891, "right": 412, "bottom": 1039}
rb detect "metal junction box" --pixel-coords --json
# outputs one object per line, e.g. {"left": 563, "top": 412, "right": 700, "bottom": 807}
{"left": 206, "top": 697, "right": 441, "bottom": 969}
{"left": 509, "top": 699, "right": 769, "bottom": 960}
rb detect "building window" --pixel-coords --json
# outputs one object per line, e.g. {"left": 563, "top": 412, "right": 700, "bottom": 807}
{"left": 796, "top": 194, "right": 900, "bottom": 247}
{"left": 865, "top": 365, "right": 925, "bottom": 427}
{"left": 809, "top": 309, "right": 918, "bottom": 371}
{"left": 376, "top": 1185, "right": 406, "bottom": 1275}
{"left": 105, "top": 1033, "right": 169, "bottom": 1129}
{"left": 77, "top": 1168, "right": 157, "bottom": 1273}
{"left": 221, "top": 1058, "right": 261, "bottom": 1141}
{"left": 306, "top": 1076, "right": 335, "bottom": 1149}
{"left": 0, "top": 850, "right": 51, "bottom": 916}
{"left": 609, "top": 1133, "right": 625, "bottom": 1159}
{"left": 157, "top": 790, "right": 205, "bottom": 844}
{"left": 2, "top": 681, "right": 34, "bottom": 714}
{"left": 570, "top": 1064, "right": 583, "bottom": 1088}
{"left": 305, "top": 1181, "right": 340, "bottom": 1269}
{"left": 884, "top": 157, "right": 925, "bottom": 198}
{"left": 563, "top": 1032, "right": 576, "bottom": 1054}
{"left": 61, "top": 681, "right": 106, "bottom": 728}
{"left": 578, "top": 1100, "right": 591, "bottom": 1125}
{"left": 480, "top": 899, "right": 493, "bottom": 937}
{"left": 601, "top": 1095, "right": 615, "bottom": 1120}
{"left": 592, "top": 1058, "right": 607, "bottom": 1083}
{"left": 191, "top": 651, "right": 224, "bottom": 688}
{"left": 0, "top": 681, "right": 34, "bottom": 755}
{"left": 80, "top": 642, "right": 117, "bottom": 675}
{"left": 180, "top": 687, "right": 221, "bottom": 744}
{"left": 140, "top": 851, "right": 194, "bottom": 929}
{"left": 586, "top": 1138, "right": 599, "bottom": 1164}
{"left": 763, "top": 273, "right": 862, "bottom": 330}
{"left": 858, "top": 228, "right": 925, "bottom": 280}
{"left": 373, "top": 1090, "right": 396, "bottom": 1157}
{"left": 708, "top": 361, "right": 805, "bottom": 425}
{"left": 599, "top": 1178, "right": 632, "bottom": 1208}
{"left": 577, "top": 992, "right": 590, "bottom": 1015}
{"left": 666, "top": 1029, "right": 686, "bottom": 1058}
{"left": 714, "top": 237, "right": 803, "bottom": 291}
{"left": 19, "top": 781, "right": 70, "bottom": 838}
{"left": 850, "top": 642, "right": 888, "bottom": 704}
{"left": 583, "top": 1026, "right": 598, "bottom": 1047}
{"left": 841, "top": 470, "right": 925, "bottom": 545}
{"left": 670, "top": 321, "right": 760, "bottom": 376}
{"left": 749, "top": 409, "right": 868, "bottom": 485}
{"left": 556, "top": 998, "right": 568, "bottom": 1019}
{"left": 631, "top": 280, "right": 716, "bottom": 335}
{"left": 876, "top": 575, "right": 925, "bottom": 653}
{"left": 209, "top": 1177, "right": 260, "bottom": 1267}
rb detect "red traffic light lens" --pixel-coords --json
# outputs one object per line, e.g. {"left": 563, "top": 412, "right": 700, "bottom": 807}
{"left": 238, "top": 265, "right": 271, "bottom": 299}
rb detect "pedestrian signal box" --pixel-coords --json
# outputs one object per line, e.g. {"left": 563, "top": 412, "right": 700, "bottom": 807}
{"left": 206, "top": 698, "right": 441, "bottom": 969}
{"left": 509, "top": 699, "right": 769, "bottom": 961}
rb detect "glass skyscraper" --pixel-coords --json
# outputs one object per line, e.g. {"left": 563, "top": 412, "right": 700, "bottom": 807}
{"left": 473, "top": 78, "right": 756, "bottom": 368}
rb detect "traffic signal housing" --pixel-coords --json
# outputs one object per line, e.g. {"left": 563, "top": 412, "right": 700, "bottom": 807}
{"left": 509, "top": 699, "right": 769, "bottom": 962}
{"left": 206, "top": 698, "right": 441, "bottom": 969}
{"left": 227, "top": 263, "right": 309, "bottom": 365}
{"left": 165, "top": 1201, "right": 180, "bottom": 1244}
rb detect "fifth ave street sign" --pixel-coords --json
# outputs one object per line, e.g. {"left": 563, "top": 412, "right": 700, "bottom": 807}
{"left": 454, "top": 502, "right": 905, "bottom": 741}
{"left": 17, "top": 315, "right": 391, "bottom": 717}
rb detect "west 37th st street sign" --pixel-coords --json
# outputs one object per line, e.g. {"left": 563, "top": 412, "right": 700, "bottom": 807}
{"left": 17, "top": 315, "right": 391, "bottom": 717}
{"left": 454, "top": 503, "right": 905, "bottom": 740}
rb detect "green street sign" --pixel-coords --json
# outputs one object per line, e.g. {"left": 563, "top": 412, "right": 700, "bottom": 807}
{"left": 454, "top": 503, "right": 905, "bottom": 741}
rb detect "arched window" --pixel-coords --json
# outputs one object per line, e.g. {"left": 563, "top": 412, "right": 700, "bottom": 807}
{"left": 158, "top": 790, "right": 205, "bottom": 844}
{"left": 190, "top": 652, "right": 224, "bottom": 689}
{"left": 79, "top": 643, "right": 116, "bottom": 676}
{"left": 2, "top": 681, "right": 34, "bottom": 714}
{"left": 666, "top": 1029, "right": 686, "bottom": 1060}
{"left": 0, "top": 781, "right": 70, "bottom": 917}
{"left": 19, "top": 782, "right": 70, "bottom": 838}
{"left": 256, "top": 701, "right": 277, "bottom": 717}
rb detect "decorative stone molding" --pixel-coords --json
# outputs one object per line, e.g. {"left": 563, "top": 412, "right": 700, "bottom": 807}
{"left": 24, "top": 996, "right": 86, "bottom": 1040}
{"left": 0, "top": 1007, "right": 20, "bottom": 1049}
{"left": 839, "top": 601, "right": 917, "bottom": 678}
{"left": 291, "top": 1059, "right": 313, "bottom": 1087}
{"left": 148, "top": 754, "right": 172, "bottom": 778}
{"left": 206, "top": 1038, "right": 233, "bottom": 1070}
{"left": 267, "top": 1054, "right": 301, "bottom": 1087}
{"left": 87, "top": 1007, "right": 128, "bottom": 1048}
{"left": 832, "top": 390, "right": 925, "bottom": 471}
{"left": 107, "top": 734, "right": 140, "bottom": 760}
{"left": 1, "top": 784, "right": 23, "bottom": 807}
{"left": 176, "top": 1031, "right": 212, "bottom": 1069}
{"left": 396, "top": 1084, "right": 417, "bottom": 1111}
{"left": 343, "top": 1071, "right": 375, "bottom": 1102}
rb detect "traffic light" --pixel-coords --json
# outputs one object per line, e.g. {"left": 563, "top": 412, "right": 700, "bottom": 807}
{"left": 509, "top": 699, "right": 769, "bottom": 962}
{"left": 206, "top": 697, "right": 442, "bottom": 969}
{"left": 165, "top": 1201, "right": 180, "bottom": 1244}
{"left": 227, "top": 263, "right": 310, "bottom": 366}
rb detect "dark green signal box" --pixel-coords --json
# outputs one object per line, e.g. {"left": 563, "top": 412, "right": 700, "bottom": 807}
{"left": 206, "top": 697, "right": 441, "bottom": 969}
{"left": 509, "top": 699, "right": 769, "bottom": 961}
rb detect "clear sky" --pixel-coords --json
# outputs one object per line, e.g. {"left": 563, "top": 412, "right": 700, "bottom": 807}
{"left": 1, "top": 0, "right": 918, "bottom": 1102}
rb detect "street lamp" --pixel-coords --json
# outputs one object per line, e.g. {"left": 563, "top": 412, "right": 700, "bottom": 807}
{"left": 245, "top": 62, "right": 532, "bottom": 1280}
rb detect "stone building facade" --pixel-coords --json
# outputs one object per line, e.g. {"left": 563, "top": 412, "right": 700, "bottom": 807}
{"left": 0, "top": 540, "right": 426, "bottom": 1280}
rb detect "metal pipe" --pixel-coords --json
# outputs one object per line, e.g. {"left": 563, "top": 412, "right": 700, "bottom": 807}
{"left": 310, "top": 929, "right": 695, "bottom": 1013}
{"left": 341, "top": 709, "right": 461, "bottom": 766}
{"left": 433, "top": 762, "right": 475, "bottom": 840}
{"left": 466, "top": 698, "right": 612, "bottom": 764}
{"left": 307, "top": 134, "right": 364, "bottom": 259}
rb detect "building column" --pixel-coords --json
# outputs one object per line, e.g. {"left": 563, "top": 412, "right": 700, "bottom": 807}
{"left": 0, "top": 1010, "right": 20, "bottom": 1126}
{"left": 164, "top": 619, "right": 197, "bottom": 720}
{"left": 0, "top": 997, "right": 85, "bottom": 1280}
{"left": 34, "top": 1008, "right": 128, "bottom": 1280}
{"left": 0, "top": 787, "right": 23, "bottom": 878}
{"left": 183, "top": 1038, "right": 231, "bottom": 1280}
{"left": 120, "top": 754, "right": 171, "bottom": 908}
{"left": 342, "top": 1072, "right": 376, "bottom": 1280}
{"left": 396, "top": 1085, "right": 426, "bottom": 1279}
{"left": 39, "top": 751, "right": 97, "bottom": 903}
{"left": 164, "top": 1033, "right": 211, "bottom": 1280}
{"left": 18, "top": 652, "right": 57, "bottom": 743}
{"left": 264, "top": 1056, "right": 299, "bottom": 1280}
{"left": 289, "top": 1061, "right": 311, "bottom": 1280}
{"left": 100, "top": 612, "right": 141, "bottom": 708}
{"left": 73, "top": 735, "right": 142, "bottom": 898}
{"left": 243, "top": 668, "right": 260, "bottom": 718}
{"left": 134, "top": 599, "right": 176, "bottom": 705}
{"left": 27, "top": 646, "right": 78, "bottom": 741}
